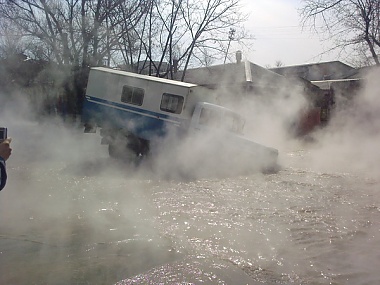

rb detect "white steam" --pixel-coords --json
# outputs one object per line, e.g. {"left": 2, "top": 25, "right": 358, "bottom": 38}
{"left": 305, "top": 67, "right": 380, "bottom": 178}
{"left": 0, "top": 94, "right": 175, "bottom": 284}
{"left": 1, "top": 65, "right": 379, "bottom": 284}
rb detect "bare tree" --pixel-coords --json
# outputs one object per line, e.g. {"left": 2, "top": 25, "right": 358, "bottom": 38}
{"left": 275, "top": 60, "right": 284, "bottom": 67}
{"left": 0, "top": 0, "right": 150, "bottom": 114}
{"left": 124, "top": 0, "right": 250, "bottom": 80}
{"left": 0, "top": 0, "right": 148, "bottom": 67}
{"left": 177, "top": 0, "right": 249, "bottom": 80}
{"left": 0, "top": 0, "right": 251, "bottom": 76}
{"left": 300, "top": 0, "right": 380, "bottom": 66}
{"left": 0, "top": 21, "right": 24, "bottom": 58}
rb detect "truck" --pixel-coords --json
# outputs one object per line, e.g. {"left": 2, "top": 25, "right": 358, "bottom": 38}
{"left": 82, "top": 67, "right": 278, "bottom": 172}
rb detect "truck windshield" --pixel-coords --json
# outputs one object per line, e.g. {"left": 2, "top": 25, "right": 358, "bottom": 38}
{"left": 199, "top": 108, "right": 221, "bottom": 127}
{"left": 224, "top": 111, "right": 245, "bottom": 134}
{"left": 199, "top": 107, "right": 244, "bottom": 134}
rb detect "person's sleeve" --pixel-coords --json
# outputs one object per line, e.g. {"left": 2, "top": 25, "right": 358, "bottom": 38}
{"left": 0, "top": 157, "right": 7, "bottom": 191}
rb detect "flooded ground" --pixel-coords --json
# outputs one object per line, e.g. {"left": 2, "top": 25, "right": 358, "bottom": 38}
{"left": 0, "top": 116, "right": 379, "bottom": 285}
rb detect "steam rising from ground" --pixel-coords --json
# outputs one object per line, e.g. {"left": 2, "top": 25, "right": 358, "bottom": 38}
{"left": 0, "top": 64, "right": 312, "bottom": 182}
{"left": 0, "top": 94, "right": 179, "bottom": 284}
{"left": 1, "top": 65, "right": 378, "bottom": 191}
{"left": 1, "top": 67, "right": 380, "bottom": 284}
{"left": 146, "top": 77, "right": 309, "bottom": 179}
{"left": 306, "top": 67, "right": 380, "bottom": 178}
{"left": 4, "top": 64, "right": 377, "bottom": 181}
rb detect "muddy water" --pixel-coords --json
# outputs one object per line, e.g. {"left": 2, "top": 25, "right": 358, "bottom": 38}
{"left": 1, "top": 129, "right": 379, "bottom": 285}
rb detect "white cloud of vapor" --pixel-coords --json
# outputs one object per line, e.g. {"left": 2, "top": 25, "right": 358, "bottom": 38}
{"left": 303, "top": 67, "right": 380, "bottom": 178}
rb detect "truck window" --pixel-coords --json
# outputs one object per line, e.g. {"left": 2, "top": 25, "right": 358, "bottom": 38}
{"left": 121, "top": 85, "right": 144, "bottom": 106}
{"left": 199, "top": 108, "right": 244, "bottom": 134}
{"left": 160, "top": 93, "right": 184, "bottom": 114}
{"left": 224, "top": 112, "right": 244, "bottom": 134}
{"left": 199, "top": 108, "right": 221, "bottom": 127}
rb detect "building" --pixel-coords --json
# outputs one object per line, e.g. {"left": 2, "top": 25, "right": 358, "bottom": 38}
{"left": 173, "top": 53, "right": 326, "bottom": 136}
{"left": 127, "top": 55, "right": 375, "bottom": 136}
{"left": 269, "top": 61, "right": 356, "bottom": 81}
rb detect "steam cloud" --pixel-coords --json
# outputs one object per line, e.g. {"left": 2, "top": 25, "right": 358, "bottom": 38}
{"left": 304, "top": 67, "right": 380, "bottom": 178}
{"left": 1, "top": 66, "right": 379, "bottom": 284}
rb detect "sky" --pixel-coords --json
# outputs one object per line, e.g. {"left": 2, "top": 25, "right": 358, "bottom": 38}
{"left": 235, "top": 0, "right": 341, "bottom": 68}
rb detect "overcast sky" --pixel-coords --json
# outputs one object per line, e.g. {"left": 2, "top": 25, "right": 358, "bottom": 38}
{"left": 235, "top": 0, "right": 341, "bottom": 68}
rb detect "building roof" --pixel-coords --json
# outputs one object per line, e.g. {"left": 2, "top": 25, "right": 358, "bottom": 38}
{"left": 270, "top": 61, "right": 356, "bottom": 81}
{"left": 173, "top": 60, "right": 286, "bottom": 88}
{"left": 92, "top": 66, "right": 198, "bottom": 88}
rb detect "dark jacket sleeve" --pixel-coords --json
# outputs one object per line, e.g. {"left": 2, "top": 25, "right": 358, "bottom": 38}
{"left": 0, "top": 158, "right": 6, "bottom": 191}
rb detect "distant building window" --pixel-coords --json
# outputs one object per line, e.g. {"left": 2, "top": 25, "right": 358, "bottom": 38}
{"left": 121, "top": 85, "right": 144, "bottom": 106}
{"left": 160, "top": 93, "right": 184, "bottom": 114}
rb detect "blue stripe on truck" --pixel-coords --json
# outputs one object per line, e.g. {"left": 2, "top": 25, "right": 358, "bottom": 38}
{"left": 82, "top": 96, "right": 187, "bottom": 140}
{"left": 86, "top": 96, "right": 184, "bottom": 123}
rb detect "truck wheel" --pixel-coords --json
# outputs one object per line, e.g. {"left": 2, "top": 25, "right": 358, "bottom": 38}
{"left": 108, "top": 135, "right": 149, "bottom": 164}
{"left": 108, "top": 143, "right": 137, "bottom": 161}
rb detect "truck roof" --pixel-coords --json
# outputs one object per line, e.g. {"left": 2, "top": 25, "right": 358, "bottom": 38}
{"left": 91, "top": 67, "right": 199, "bottom": 89}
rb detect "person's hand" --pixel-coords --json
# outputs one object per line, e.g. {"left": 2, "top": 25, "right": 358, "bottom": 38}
{"left": 0, "top": 138, "right": 12, "bottom": 161}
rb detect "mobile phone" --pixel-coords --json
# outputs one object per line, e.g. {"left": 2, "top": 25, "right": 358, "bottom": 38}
{"left": 0, "top": 127, "right": 7, "bottom": 142}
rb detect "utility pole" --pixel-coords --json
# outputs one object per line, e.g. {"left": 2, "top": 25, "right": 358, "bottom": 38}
{"left": 224, "top": 28, "right": 236, "bottom": 64}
